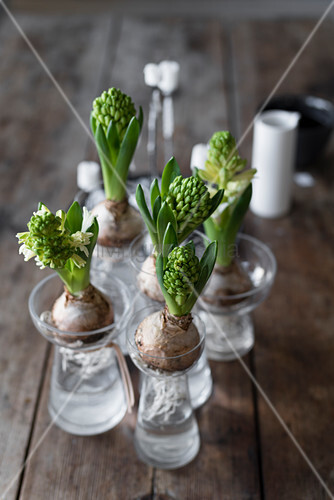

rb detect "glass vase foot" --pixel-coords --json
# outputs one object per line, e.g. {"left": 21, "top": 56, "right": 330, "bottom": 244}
{"left": 134, "top": 412, "right": 200, "bottom": 469}
{"left": 127, "top": 305, "right": 205, "bottom": 469}
{"left": 201, "top": 311, "right": 254, "bottom": 361}
{"left": 29, "top": 273, "right": 131, "bottom": 435}
{"left": 48, "top": 346, "right": 127, "bottom": 436}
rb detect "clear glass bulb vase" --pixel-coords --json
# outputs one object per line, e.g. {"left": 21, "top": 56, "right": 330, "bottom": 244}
{"left": 198, "top": 233, "right": 277, "bottom": 361}
{"left": 28, "top": 272, "right": 133, "bottom": 436}
{"left": 129, "top": 230, "right": 213, "bottom": 409}
{"left": 75, "top": 180, "right": 148, "bottom": 354}
{"left": 127, "top": 305, "right": 205, "bottom": 469}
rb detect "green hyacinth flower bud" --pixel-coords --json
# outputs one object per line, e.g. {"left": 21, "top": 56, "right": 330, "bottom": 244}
{"left": 28, "top": 211, "right": 62, "bottom": 237}
{"left": 22, "top": 211, "right": 73, "bottom": 269}
{"left": 207, "top": 131, "right": 247, "bottom": 186}
{"left": 92, "top": 87, "right": 136, "bottom": 141}
{"left": 163, "top": 245, "right": 200, "bottom": 306}
{"left": 165, "top": 175, "right": 212, "bottom": 231}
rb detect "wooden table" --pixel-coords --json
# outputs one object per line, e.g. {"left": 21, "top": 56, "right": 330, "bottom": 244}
{"left": 1, "top": 11, "right": 334, "bottom": 500}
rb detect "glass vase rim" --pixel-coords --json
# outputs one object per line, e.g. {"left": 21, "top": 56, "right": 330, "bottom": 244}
{"left": 201, "top": 232, "right": 277, "bottom": 302}
{"left": 127, "top": 304, "right": 205, "bottom": 362}
{"left": 28, "top": 272, "right": 129, "bottom": 338}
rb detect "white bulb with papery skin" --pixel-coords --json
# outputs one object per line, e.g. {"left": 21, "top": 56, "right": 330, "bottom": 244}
{"left": 92, "top": 202, "right": 144, "bottom": 248}
{"left": 137, "top": 255, "right": 164, "bottom": 303}
{"left": 135, "top": 310, "right": 200, "bottom": 371}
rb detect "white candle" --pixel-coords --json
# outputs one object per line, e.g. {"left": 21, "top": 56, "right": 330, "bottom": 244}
{"left": 250, "top": 110, "right": 300, "bottom": 218}
{"left": 190, "top": 143, "right": 209, "bottom": 172}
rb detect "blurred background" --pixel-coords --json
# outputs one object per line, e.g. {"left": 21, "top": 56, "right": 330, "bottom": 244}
{"left": 6, "top": 0, "right": 334, "bottom": 18}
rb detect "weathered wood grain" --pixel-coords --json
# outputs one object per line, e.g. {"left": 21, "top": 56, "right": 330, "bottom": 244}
{"left": 16, "top": 16, "right": 261, "bottom": 500}
{"left": 13, "top": 15, "right": 154, "bottom": 500}
{"left": 20, "top": 355, "right": 153, "bottom": 500}
{"left": 0, "top": 13, "right": 111, "bottom": 499}
{"left": 233, "top": 19, "right": 334, "bottom": 499}
{"left": 2, "top": 12, "right": 334, "bottom": 500}
{"left": 154, "top": 360, "right": 261, "bottom": 500}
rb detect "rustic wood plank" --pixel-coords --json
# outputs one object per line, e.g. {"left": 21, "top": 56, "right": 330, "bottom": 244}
{"left": 142, "top": 19, "right": 261, "bottom": 499}
{"left": 233, "top": 19, "right": 334, "bottom": 498}
{"left": 20, "top": 354, "right": 153, "bottom": 500}
{"left": 17, "top": 16, "right": 261, "bottom": 499}
{"left": 0, "top": 12, "right": 111, "bottom": 499}
{"left": 154, "top": 360, "right": 261, "bottom": 500}
{"left": 15, "top": 14, "right": 154, "bottom": 500}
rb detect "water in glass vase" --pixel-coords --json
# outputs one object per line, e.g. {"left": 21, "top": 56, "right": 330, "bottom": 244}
{"left": 134, "top": 374, "right": 200, "bottom": 469}
{"left": 49, "top": 346, "right": 127, "bottom": 435}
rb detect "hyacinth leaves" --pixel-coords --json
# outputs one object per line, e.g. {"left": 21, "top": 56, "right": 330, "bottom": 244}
{"left": 155, "top": 223, "right": 218, "bottom": 317}
{"left": 17, "top": 202, "right": 98, "bottom": 296}
{"left": 198, "top": 131, "right": 256, "bottom": 267}
{"left": 90, "top": 87, "right": 143, "bottom": 202}
{"left": 203, "top": 183, "right": 252, "bottom": 267}
{"left": 135, "top": 157, "right": 224, "bottom": 251}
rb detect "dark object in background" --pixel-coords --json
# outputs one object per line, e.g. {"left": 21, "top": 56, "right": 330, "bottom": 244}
{"left": 260, "top": 95, "right": 334, "bottom": 168}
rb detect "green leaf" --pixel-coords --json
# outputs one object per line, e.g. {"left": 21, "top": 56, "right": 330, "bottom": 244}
{"left": 224, "top": 183, "right": 252, "bottom": 239}
{"left": 106, "top": 120, "right": 120, "bottom": 165}
{"left": 207, "top": 188, "right": 224, "bottom": 217}
{"left": 150, "top": 178, "right": 161, "bottom": 210}
{"left": 183, "top": 241, "right": 217, "bottom": 312}
{"left": 90, "top": 113, "right": 97, "bottom": 136}
{"left": 162, "top": 222, "right": 177, "bottom": 267}
{"left": 157, "top": 201, "right": 177, "bottom": 248}
{"left": 213, "top": 183, "right": 251, "bottom": 266}
{"left": 160, "top": 157, "right": 181, "bottom": 198}
{"left": 152, "top": 195, "right": 162, "bottom": 224}
{"left": 135, "top": 184, "right": 157, "bottom": 244}
{"left": 113, "top": 116, "right": 140, "bottom": 201}
{"left": 203, "top": 217, "right": 220, "bottom": 244}
{"left": 38, "top": 202, "right": 48, "bottom": 211}
{"left": 198, "top": 241, "right": 217, "bottom": 286}
{"left": 85, "top": 217, "right": 99, "bottom": 257}
{"left": 65, "top": 201, "right": 83, "bottom": 233}
{"left": 156, "top": 254, "right": 179, "bottom": 314}
{"left": 137, "top": 106, "right": 144, "bottom": 131}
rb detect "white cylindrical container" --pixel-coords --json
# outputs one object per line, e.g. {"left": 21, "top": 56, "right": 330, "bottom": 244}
{"left": 77, "top": 161, "right": 101, "bottom": 193}
{"left": 250, "top": 110, "right": 300, "bottom": 218}
{"left": 190, "top": 143, "right": 208, "bottom": 172}
{"left": 158, "top": 60, "right": 180, "bottom": 95}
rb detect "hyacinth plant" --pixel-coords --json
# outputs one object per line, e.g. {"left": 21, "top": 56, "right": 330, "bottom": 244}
{"left": 197, "top": 131, "right": 257, "bottom": 301}
{"left": 90, "top": 87, "right": 144, "bottom": 247}
{"left": 135, "top": 223, "right": 217, "bottom": 371}
{"left": 17, "top": 202, "right": 114, "bottom": 332}
{"left": 134, "top": 157, "right": 223, "bottom": 301}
